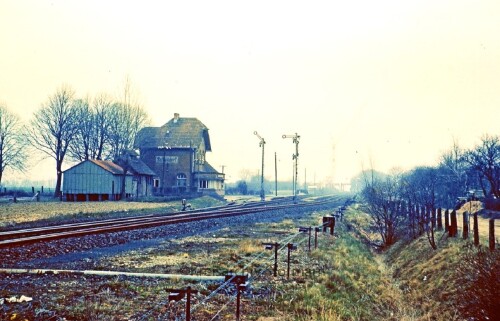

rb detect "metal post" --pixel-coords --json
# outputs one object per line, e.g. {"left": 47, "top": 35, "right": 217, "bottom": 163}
{"left": 275, "top": 152, "right": 278, "bottom": 196}
{"left": 263, "top": 243, "right": 279, "bottom": 277}
{"left": 186, "top": 287, "right": 193, "bottom": 321}
{"left": 254, "top": 131, "right": 266, "bottom": 201}
{"left": 236, "top": 285, "right": 242, "bottom": 321}
{"left": 282, "top": 133, "right": 300, "bottom": 201}
{"left": 224, "top": 274, "right": 248, "bottom": 321}
{"left": 166, "top": 287, "right": 198, "bottom": 321}
{"left": 162, "top": 147, "right": 166, "bottom": 194}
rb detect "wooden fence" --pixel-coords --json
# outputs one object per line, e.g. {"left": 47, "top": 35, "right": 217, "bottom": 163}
{"left": 433, "top": 208, "right": 496, "bottom": 251}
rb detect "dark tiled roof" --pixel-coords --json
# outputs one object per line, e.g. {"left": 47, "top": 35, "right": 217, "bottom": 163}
{"left": 90, "top": 159, "right": 125, "bottom": 175}
{"left": 129, "top": 158, "right": 156, "bottom": 176}
{"left": 134, "top": 116, "right": 211, "bottom": 151}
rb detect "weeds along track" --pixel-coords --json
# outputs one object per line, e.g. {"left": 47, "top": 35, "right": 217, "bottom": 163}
{"left": 0, "top": 196, "right": 344, "bottom": 248}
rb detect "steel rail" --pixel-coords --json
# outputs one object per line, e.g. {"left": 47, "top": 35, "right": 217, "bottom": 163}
{"left": 0, "top": 196, "right": 342, "bottom": 248}
{"left": 0, "top": 196, "right": 299, "bottom": 241}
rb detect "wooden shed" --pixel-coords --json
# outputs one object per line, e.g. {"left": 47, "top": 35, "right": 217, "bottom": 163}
{"left": 62, "top": 159, "right": 133, "bottom": 201}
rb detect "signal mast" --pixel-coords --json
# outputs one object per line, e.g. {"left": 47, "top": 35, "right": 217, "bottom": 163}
{"left": 282, "top": 133, "right": 300, "bottom": 201}
{"left": 254, "top": 131, "right": 266, "bottom": 201}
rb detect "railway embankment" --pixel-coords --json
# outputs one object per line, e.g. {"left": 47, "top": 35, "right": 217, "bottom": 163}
{"left": 1, "top": 197, "right": 497, "bottom": 320}
{"left": 346, "top": 204, "right": 500, "bottom": 321}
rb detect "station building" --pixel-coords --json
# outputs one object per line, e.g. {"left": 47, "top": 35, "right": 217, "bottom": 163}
{"left": 134, "top": 113, "right": 225, "bottom": 196}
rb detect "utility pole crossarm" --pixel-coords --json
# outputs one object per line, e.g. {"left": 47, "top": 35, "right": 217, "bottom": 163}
{"left": 254, "top": 131, "right": 265, "bottom": 146}
{"left": 254, "top": 131, "right": 266, "bottom": 201}
{"left": 282, "top": 133, "right": 300, "bottom": 201}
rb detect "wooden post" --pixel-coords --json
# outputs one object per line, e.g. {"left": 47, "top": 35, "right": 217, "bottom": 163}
{"left": 490, "top": 219, "right": 495, "bottom": 252}
{"left": 473, "top": 213, "right": 479, "bottom": 246}
{"left": 437, "top": 208, "right": 443, "bottom": 231}
{"left": 450, "top": 210, "right": 457, "bottom": 237}
{"left": 430, "top": 207, "right": 435, "bottom": 230}
{"left": 444, "top": 209, "right": 450, "bottom": 233}
{"left": 463, "top": 212, "right": 469, "bottom": 240}
{"left": 236, "top": 284, "right": 242, "bottom": 321}
{"left": 308, "top": 227, "right": 312, "bottom": 252}
{"left": 314, "top": 227, "right": 320, "bottom": 249}
{"left": 431, "top": 207, "right": 436, "bottom": 230}
{"left": 330, "top": 216, "right": 335, "bottom": 236}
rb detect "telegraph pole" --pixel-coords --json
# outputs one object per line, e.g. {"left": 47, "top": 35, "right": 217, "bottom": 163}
{"left": 275, "top": 152, "right": 278, "bottom": 196}
{"left": 254, "top": 131, "right": 266, "bottom": 201}
{"left": 282, "top": 133, "right": 300, "bottom": 200}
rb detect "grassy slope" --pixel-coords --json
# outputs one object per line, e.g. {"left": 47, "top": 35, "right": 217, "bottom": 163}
{"left": 348, "top": 205, "right": 499, "bottom": 321}
{"left": 258, "top": 209, "right": 414, "bottom": 321}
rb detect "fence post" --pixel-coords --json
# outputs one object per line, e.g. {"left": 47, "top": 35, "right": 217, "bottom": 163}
{"left": 314, "top": 227, "right": 320, "bottom": 249}
{"left": 437, "top": 208, "right": 443, "bottom": 231}
{"left": 462, "top": 212, "right": 469, "bottom": 240}
{"left": 490, "top": 219, "right": 495, "bottom": 252}
{"left": 473, "top": 213, "right": 479, "bottom": 246}
{"left": 287, "top": 243, "right": 297, "bottom": 279}
{"left": 444, "top": 209, "right": 450, "bottom": 233}
{"left": 430, "top": 207, "right": 435, "bottom": 230}
{"left": 450, "top": 210, "right": 457, "bottom": 237}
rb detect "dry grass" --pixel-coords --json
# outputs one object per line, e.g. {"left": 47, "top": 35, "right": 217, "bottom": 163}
{"left": 0, "top": 201, "right": 173, "bottom": 225}
{"left": 454, "top": 201, "right": 499, "bottom": 239}
{"left": 0, "top": 196, "right": 227, "bottom": 227}
{"left": 5, "top": 199, "right": 495, "bottom": 320}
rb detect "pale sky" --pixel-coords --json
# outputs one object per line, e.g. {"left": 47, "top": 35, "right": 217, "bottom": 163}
{"left": 1, "top": 0, "right": 499, "bottom": 186}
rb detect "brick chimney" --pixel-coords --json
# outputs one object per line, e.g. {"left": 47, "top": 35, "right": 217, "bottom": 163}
{"left": 173, "top": 113, "right": 180, "bottom": 123}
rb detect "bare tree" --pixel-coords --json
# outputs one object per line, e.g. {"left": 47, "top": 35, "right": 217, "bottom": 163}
{"left": 91, "top": 93, "right": 114, "bottom": 160}
{"left": 0, "top": 103, "right": 27, "bottom": 185}
{"left": 27, "top": 85, "right": 79, "bottom": 197}
{"left": 465, "top": 135, "right": 500, "bottom": 198}
{"left": 361, "top": 171, "right": 405, "bottom": 247}
{"left": 68, "top": 93, "right": 114, "bottom": 161}
{"left": 438, "top": 139, "right": 469, "bottom": 206}
{"left": 108, "top": 79, "right": 149, "bottom": 161}
{"left": 401, "top": 167, "right": 440, "bottom": 249}
{"left": 68, "top": 97, "right": 92, "bottom": 161}
{"left": 107, "top": 78, "right": 149, "bottom": 200}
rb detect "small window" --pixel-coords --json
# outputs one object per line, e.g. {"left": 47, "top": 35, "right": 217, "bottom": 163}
{"left": 177, "top": 173, "right": 187, "bottom": 186}
{"left": 153, "top": 179, "right": 160, "bottom": 188}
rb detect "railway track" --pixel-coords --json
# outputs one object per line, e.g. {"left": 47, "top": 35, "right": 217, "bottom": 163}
{"left": 0, "top": 195, "right": 347, "bottom": 248}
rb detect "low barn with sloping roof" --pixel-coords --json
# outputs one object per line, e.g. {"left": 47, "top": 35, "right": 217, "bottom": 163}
{"left": 62, "top": 159, "right": 133, "bottom": 201}
{"left": 128, "top": 154, "right": 156, "bottom": 198}
{"left": 134, "top": 113, "right": 225, "bottom": 196}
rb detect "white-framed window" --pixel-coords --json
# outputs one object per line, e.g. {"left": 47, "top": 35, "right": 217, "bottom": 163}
{"left": 153, "top": 179, "right": 160, "bottom": 188}
{"left": 199, "top": 180, "right": 208, "bottom": 189}
{"left": 177, "top": 173, "right": 187, "bottom": 186}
